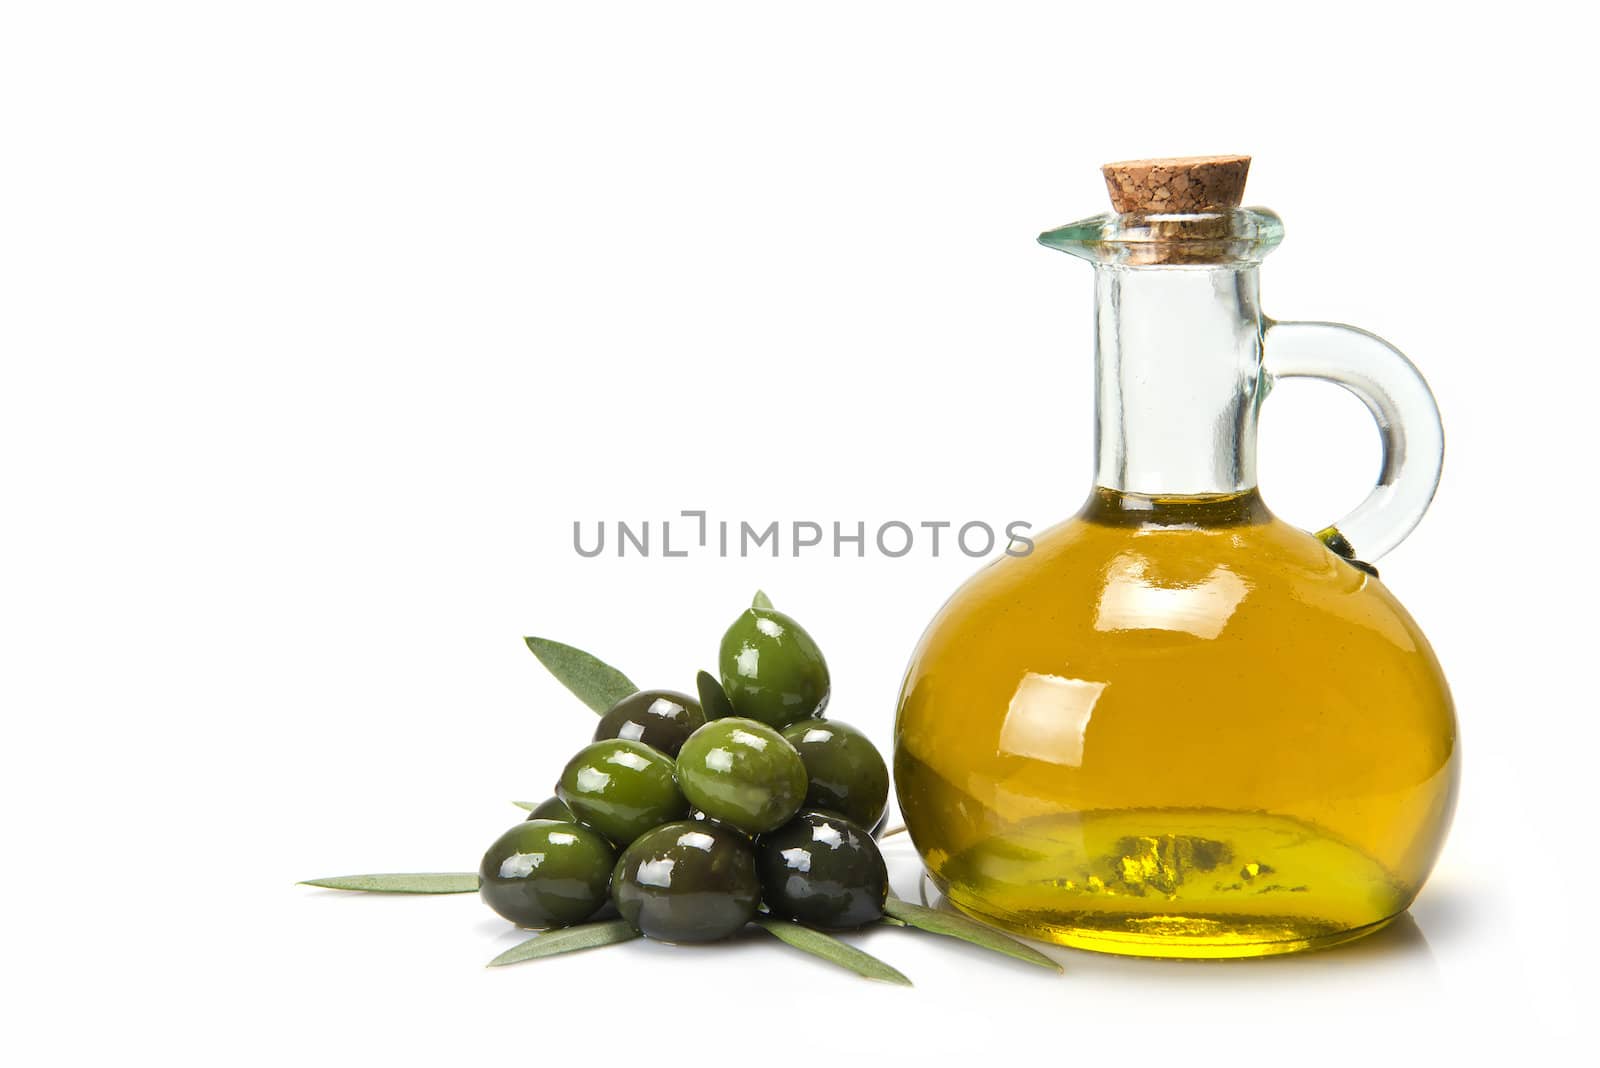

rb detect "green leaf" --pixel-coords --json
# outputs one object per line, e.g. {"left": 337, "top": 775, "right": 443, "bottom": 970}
{"left": 756, "top": 918, "right": 913, "bottom": 986}
{"left": 298, "top": 873, "right": 480, "bottom": 894}
{"left": 752, "top": 590, "right": 774, "bottom": 610}
{"left": 487, "top": 919, "right": 641, "bottom": 967}
{"left": 696, "top": 669, "right": 736, "bottom": 721}
{"left": 511, "top": 800, "right": 539, "bottom": 812}
{"left": 883, "top": 898, "right": 1061, "bottom": 972}
{"left": 524, "top": 636, "right": 637, "bottom": 713}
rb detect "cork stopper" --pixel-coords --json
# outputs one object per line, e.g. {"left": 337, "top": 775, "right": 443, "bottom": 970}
{"left": 1101, "top": 155, "right": 1250, "bottom": 214}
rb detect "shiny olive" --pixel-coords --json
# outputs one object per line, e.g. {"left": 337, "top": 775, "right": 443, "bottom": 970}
{"left": 676, "top": 717, "right": 807, "bottom": 834}
{"left": 688, "top": 807, "right": 751, "bottom": 839}
{"left": 754, "top": 811, "right": 888, "bottom": 929}
{"left": 479, "top": 819, "right": 615, "bottom": 928}
{"left": 696, "top": 670, "right": 737, "bottom": 721}
{"left": 611, "top": 820, "right": 760, "bottom": 942}
{"left": 593, "top": 690, "right": 706, "bottom": 757}
{"left": 556, "top": 739, "right": 688, "bottom": 846}
{"left": 780, "top": 719, "right": 890, "bottom": 830}
{"left": 718, "top": 607, "right": 829, "bottom": 728}
{"left": 525, "top": 796, "right": 574, "bottom": 821}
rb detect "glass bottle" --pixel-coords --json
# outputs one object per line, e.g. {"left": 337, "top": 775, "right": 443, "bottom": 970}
{"left": 893, "top": 156, "right": 1458, "bottom": 959}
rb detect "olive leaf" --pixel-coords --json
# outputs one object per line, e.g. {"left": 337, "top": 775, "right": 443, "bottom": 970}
{"left": 511, "top": 800, "right": 539, "bottom": 812}
{"left": 755, "top": 918, "right": 913, "bottom": 986}
{"left": 298, "top": 873, "right": 480, "bottom": 894}
{"left": 524, "top": 636, "right": 637, "bottom": 713}
{"left": 696, "top": 669, "right": 736, "bottom": 721}
{"left": 883, "top": 898, "right": 1062, "bottom": 972}
{"left": 752, "top": 590, "right": 774, "bottom": 610}
{"left": 487, "top": 919, "right": 640, "bottom": 967}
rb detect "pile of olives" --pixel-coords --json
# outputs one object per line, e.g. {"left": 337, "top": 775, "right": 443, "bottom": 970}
{"left": 480, "top": 603, "right": 893, "bottom": 944}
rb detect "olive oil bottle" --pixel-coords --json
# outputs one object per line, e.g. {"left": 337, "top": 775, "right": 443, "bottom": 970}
{"left": 894, "top": 157, "right": 1458, "bottom": 959}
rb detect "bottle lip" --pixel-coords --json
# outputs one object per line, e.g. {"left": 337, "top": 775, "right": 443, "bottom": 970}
{"left": 1038, "top": 207, "right": 1284, "bottom": 267}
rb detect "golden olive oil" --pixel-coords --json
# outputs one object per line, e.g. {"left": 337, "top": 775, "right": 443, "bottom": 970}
{"left": 894, "top": 490, "right": 1458, "bottom": 958}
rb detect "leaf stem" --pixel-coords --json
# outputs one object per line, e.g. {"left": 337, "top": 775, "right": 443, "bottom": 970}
{"left": 883, "top": 897, "right": 1062, "bottom": 972}
{"left": 487, "top": 919, "right": 640, "bottom": 967}
{"left": 298, "top": 873, "right": 480, "bottom": 894}
{"left": 756, "top": 918, "right": 912, "bottom": 985}
{"left": 524, "top": 636, "right": 637, "bottom": 713}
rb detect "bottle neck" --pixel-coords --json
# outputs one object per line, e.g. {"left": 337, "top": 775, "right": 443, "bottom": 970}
{"left": 1092, "top": 264, "right": 1265, "bottom": 498}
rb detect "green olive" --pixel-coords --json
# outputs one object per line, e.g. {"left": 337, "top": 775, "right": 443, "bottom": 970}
{"left": 593, "top": 689, "right": 706, "bottom": 757}
{"left": 688, "top": 807, "right": 751, "bottom": 839}
{"left": 556, "top": 739, "right": 687, "bottom": 846}
{"left": 479, "top": 819, "right": 615, "bottom": 928}
{"left": 612, "top": 820, "right": 760, "bottom": 942}
{"left": 754, "top": 811, "right": 888, "bottom": 929}
{"left": 524, "top": 796, "right": 575, "bottom": 821}
{"left": 676, "top": 717, "right": 807, "bottom": 834}
{"left": 718, "top": 607, "right": 829, "bottom": 728}
{"left": 779, "top": 719, "right": 890, "bottom": 830}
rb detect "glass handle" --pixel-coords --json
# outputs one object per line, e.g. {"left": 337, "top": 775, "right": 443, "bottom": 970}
{"left": 1261, "top": 320, "right": 1444, "bottom": 563}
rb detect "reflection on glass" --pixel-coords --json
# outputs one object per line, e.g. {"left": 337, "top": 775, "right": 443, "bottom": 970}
{"left": 999, "top": 673, "right": 1106, "bottom": 767}
{"left": 1094, "top": 553, "right": 1248, "bottom": 639}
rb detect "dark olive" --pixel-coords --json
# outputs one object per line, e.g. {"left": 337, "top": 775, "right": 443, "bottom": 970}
{"left": 525, "top": 796, "right": 575, "bottom": 821}
{"left": 718, "top": 607, "right": 829, "bottom": 728}
{"left": 754, "top": 811, "right": 888, "bottom": 929}
{"left": 556, "top": 739, "right": 688, "bottom": 846}
{"left": 479, "top": 819, "right": 615, "bottom": 928}
{"left": 696, "top": 670, "right": 737, "bottom": 721}
{"left": 676, "top": 717, "right": 807, "bottom": 834}
{"left": 611, "top": 820, "right": 760, "bottom": 942}
{"left": 779, "top": 719, "right": 889, "bottom": 830}
{"left": 593, "top": 690, "right": 706, "bottom": 757}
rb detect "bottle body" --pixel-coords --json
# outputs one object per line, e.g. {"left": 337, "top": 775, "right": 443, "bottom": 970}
{"left": 894, "top": 491, "right": 1458, "bottom": 958}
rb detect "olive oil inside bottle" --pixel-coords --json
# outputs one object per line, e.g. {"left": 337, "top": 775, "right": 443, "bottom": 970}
{"left": 894, "top": 490, "right": 1457, "bottom": 959}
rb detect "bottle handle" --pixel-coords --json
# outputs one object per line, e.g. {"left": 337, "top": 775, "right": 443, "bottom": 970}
{"left": 1261, "top": 320, "right": 1444, "bottom": 564}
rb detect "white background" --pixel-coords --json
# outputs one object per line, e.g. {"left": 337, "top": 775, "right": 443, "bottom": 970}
{"left": 2, "top": 2, "right": 1594, "bottom": 1063}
